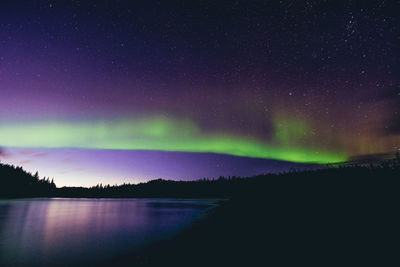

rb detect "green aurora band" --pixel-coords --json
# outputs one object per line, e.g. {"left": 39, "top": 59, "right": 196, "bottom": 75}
{"left": 0, "top": 116, "right": 347, "bottom": 164}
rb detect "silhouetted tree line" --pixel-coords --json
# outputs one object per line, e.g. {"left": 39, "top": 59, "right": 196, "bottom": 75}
{"left": 0, "top": 163, "right": 56, "bottom": 198}
{"left": 1, "top": 153, "right": 399, "bottom": 199}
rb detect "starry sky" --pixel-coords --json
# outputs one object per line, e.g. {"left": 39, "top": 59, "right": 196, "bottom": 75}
{"left": 0, "top": 0, "right": 398, "bottom": 186}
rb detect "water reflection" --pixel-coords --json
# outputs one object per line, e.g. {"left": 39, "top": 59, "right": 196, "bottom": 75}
{"left": 0, "top": 198, "right": 216, "bottom": 266}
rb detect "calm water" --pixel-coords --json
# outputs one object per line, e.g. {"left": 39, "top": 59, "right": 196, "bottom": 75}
{"left": 0, "top": 198, "right": 218, "bottom": 266}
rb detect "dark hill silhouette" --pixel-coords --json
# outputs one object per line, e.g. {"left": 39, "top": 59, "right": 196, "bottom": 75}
{"left": 1, "top": 153, "right": 399, "bottom": 199}
{"left": 56, "top": 153, "right": 400, "bottom": 198}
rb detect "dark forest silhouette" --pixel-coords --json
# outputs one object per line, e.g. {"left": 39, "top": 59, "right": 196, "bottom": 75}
{"left": 1, "top": 153, "right": 399, "bottom": 199}
{"left": 0, "top": 163, "right": 56, "bottom": 198}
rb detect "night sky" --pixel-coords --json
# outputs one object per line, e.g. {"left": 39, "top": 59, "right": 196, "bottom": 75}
{"left": 0, "top": 1, "right": 398, "bottom": 186}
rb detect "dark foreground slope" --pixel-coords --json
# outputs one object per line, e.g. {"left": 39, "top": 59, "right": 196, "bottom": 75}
{"left": 120, "top": 170, "right": 399, "bottom": 266}
{"left": 109, "top": 159, "right": 399, "bottom": 266}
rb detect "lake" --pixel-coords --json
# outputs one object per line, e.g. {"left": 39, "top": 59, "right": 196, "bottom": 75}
{"left": 0, "top": 198, "right": 218, "bottom": 266}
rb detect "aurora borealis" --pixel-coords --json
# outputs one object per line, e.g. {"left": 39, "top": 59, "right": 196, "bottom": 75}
{"left": 0, "top": 1, "right": 398, "bottom": 186}
{"left": 0, "top": 116, "right": 346, "bottom": 163}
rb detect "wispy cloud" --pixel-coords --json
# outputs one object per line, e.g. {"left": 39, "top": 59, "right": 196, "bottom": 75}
{"left": 19, "top": 150, "right": 35, "bottom": 155}
{"left": 33, "top": 152, "right": 48, "bottom": 157}
{"left": 17, "top": 160, "right": 32, "bottom": 165}
{"left": 0, "top": 147, "right": 13, "bottom": 159}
